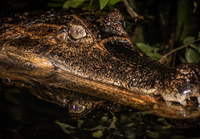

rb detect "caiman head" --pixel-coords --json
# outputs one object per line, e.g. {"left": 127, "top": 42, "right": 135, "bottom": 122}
{"left": 0, "top": 8, "right": 200, "bottom": 123}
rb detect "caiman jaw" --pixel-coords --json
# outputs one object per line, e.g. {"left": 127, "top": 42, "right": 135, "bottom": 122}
{"left": 162, "top": 85, "right": 200, "bottom": 107}
{"left": 161, "top": 63, "right": 200, "bottom": 107}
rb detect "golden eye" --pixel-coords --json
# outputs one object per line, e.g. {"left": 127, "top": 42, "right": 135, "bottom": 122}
{"left": 69, "top": 25, "right": 86, "bottom": 39}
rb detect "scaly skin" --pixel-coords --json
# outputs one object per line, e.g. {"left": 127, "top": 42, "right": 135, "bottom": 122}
{"left": 0, "top": 9, "right": 200, "bottom": 122}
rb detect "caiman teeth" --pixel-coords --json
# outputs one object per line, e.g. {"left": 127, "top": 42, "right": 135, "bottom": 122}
{"left": 180, "top": 100, "right": 187, "bottom": 106}
{"left": 198, "top": 97, "right": 200, "bottom": 104}
{"left": 166, "top": 102, "right": 172, "bottom": 107}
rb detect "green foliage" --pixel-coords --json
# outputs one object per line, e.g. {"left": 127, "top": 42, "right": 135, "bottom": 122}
{"left": 182, "top": 36, "right": 200, "bottom": 64}
{"left": 99, "top": 0, "right": 109, "bottom": 10}
{"left": 63, "top": 0, "right": 86, "bottom": 9}
{"left": 62, "top": 0, "right": 120, "bottom": 10}
{"left": 108, "top": 116, "right": 117, "bottom": 129}
{"left": 55, "top": 114, "right": 118, "bottom": 138}
{"left": 185, "top": 47, "right": 200, "bottom": 64}
{"left": 136, "top": 43, "right": 162, "bottom": 60}
{"left": 49, "top": 0, "right": 200, "bottom": 65}
{"left": 99, "top": 0, "right": 120, "bottom": 9}
{"left": 54, "top": 108, "right": 175, "bottom": 138}
{"left": 55, "top": 121, "right": 77, "bottom": 129}
{"left": 108, "top": 0, "right": 120, "bottom": 6}
{"left": 77, "top": 119, "right": 84, "bottom": 128}
{"left": 175, "top": 1, "right": 200, "bottom": 64}
{"left": 92, "top": 130, "right": 103, "bottom": 138}
{"left": 83, "top": 125, "right": 103, "bottom": 131}
{"left": 55, "top": 121, "right": 77, "bottom": 134}
{"left": 183, "top": 37, "right": 195, "bottom": 45}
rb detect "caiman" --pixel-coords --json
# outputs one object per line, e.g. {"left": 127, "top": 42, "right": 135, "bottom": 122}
{"left": 0, "top": 8, "right": 200, "bottom": 127}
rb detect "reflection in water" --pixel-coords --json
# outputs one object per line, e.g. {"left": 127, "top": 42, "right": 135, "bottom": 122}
{"left": 0, "top": 88, "right": 200, "bottom": 139}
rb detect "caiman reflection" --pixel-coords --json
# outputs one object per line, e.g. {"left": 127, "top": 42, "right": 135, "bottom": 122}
{"left": 0, "top": 9, "right": 200, "bottom": 126}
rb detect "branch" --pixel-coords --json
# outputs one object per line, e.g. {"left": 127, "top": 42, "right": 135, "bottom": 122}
{"left": 159, "top": 38, "right": 200, "bottom": 64}
{"left": 121, "top": 0, "right": 144, "bottom": 21}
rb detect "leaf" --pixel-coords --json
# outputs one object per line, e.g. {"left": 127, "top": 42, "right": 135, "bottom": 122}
{"left": 99, "top": 0, "right": 109, "bottom": 10}
{"left": 92, "top": 130, "right": 103, "bottom": 138}
{"left": 77, "top": 119, "right": 84, "bottom": 129}
{"left": 108, "top": 0, "right": 120, "bottom": 6}
{"left": 190, "top": 44, "right": 200, "bottom": 53}
{"left": 63, "top": 0, "right": 86, "bottom": 9}
{"left": 183, "top": 36, "right": 195, "bottom": 45}
{"left": 136, "top": 43, "right": 153, "bottom": 53}
{"left": 147, "top": 53, "right": 162, "bottom": 60}
{"left": 101, "top": 115, "right": 108, "bottom": 122}
{"left": 82, "top": 125, "right": 103, "bottom": 131}
{"left": 157, "top": 118, "right": 165, "bottom": 122}
{"left": 185, "top": 48, "right": 200, "bottom": 64}
{"left": 136, "top": 43, "right": 161, "bottom": 60}
{"left": 55, "top": 121, "right": 77, "bottom": 134}
{"left": 55, "top": 121, "right": 77, "bottom": 129}
{"left": 59, "top": 126, "right": 73, "bottom": 134}
{"left": 141, "top": 111, "right": 151, "bottom": 116}
{"left": 125, "top": 130, "right": 136, "bottom": 139}
{"left": 198, "top": 32, "right": 200, "bottom": 38}
{"left": 108, "top": 116, "right": 117, "bottom": 129}
{"left": 126, "top": 123, "right": 135, "bottom": 127}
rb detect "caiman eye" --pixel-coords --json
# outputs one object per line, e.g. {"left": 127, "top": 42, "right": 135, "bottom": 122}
{"left": 69, "top": 25, "right": 86, "bottom": 39}
{"left": 69, "top": 101, "right": 86, "bottom": 114}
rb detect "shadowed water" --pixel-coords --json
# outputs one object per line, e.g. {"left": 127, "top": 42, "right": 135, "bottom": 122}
{"left": 0, "top": 87, "right": 200, "bottom": 139}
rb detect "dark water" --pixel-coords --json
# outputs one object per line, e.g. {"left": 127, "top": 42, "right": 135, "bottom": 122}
{"left": 1, "top": 88, "right": 200, "bottom": 139}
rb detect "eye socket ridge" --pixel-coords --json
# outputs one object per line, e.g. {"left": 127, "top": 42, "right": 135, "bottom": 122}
{"left": 69, "top": 24, "right": 86, "bottom": 40}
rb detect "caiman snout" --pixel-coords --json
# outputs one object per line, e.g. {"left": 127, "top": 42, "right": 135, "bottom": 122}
{"left": 162, "top": 64, "right": 200, "bottom": 107}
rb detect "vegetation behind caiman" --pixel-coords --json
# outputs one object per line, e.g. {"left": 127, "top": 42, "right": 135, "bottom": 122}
{"left": 0, "top": 8, "right": 200, "bottom": 127}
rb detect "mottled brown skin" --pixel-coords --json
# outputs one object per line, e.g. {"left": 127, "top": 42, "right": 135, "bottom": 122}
{"left": 0, "top": 9, "right": 200, "bottom": 125}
